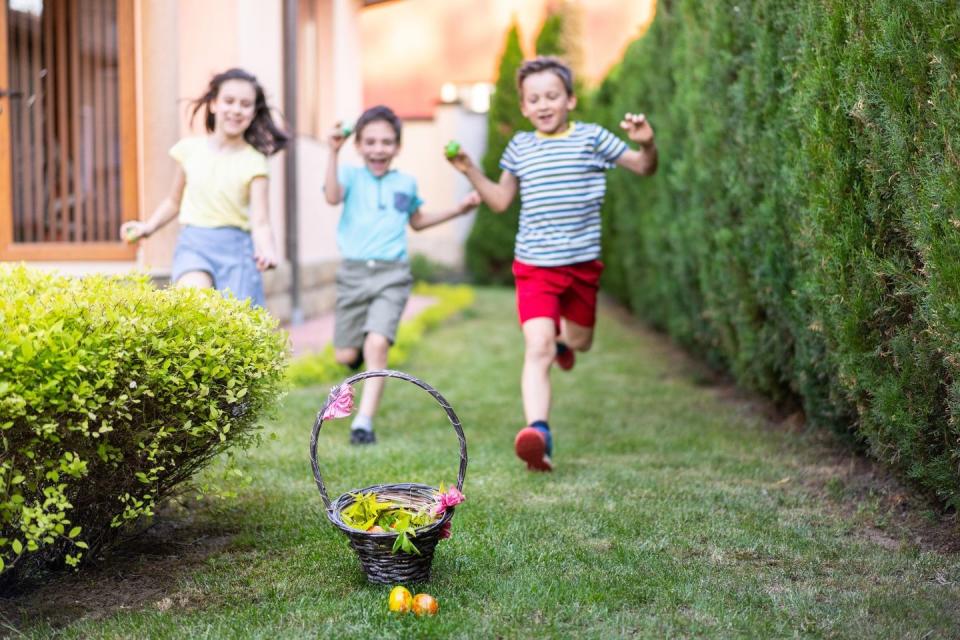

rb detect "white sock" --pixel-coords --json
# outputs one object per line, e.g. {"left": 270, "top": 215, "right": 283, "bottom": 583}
{"left": 352, "top": 414, "right": 373, "bottom": 432}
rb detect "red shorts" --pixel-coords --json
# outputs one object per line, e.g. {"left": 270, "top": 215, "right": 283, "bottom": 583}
{"left": 512, "top": 259, "right": 604, "bottom": 332}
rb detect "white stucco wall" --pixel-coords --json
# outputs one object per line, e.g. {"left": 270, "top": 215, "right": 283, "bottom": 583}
{"left": 396, "top": 103, "right": 487, "bottom": 267}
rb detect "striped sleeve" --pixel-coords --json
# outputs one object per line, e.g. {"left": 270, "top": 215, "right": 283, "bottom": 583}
{"left": 499, "top": 134, "right": 522, "bottom": 174}
{"left": 593, "top": 125, "right": 629, "bottom": 167}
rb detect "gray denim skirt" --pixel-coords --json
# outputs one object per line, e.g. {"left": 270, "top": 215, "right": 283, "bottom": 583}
{"left": 171, "top": 225, "right": 265, "bottom": 307}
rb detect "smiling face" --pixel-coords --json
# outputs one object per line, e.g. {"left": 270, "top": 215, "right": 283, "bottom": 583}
{"left": 355, "top": 119, "right": 400, "bottom": 177}
{"left": 210, "top": 78, "right": 257, "bottom": 140}
{"left": 519, "top": 70, "right": 577, "bottom": 135}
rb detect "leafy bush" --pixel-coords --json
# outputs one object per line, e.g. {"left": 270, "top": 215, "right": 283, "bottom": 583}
{"left": 409, "top": 253, "right": 464, "bottom": 284}
{"left": 0, "top": 266, "right": 287, "bottom": 588}
{"left": 464, "top": 22, "right": 525, "bottom": 285}
{"left": 591, "top": 0, "right": 960, "bottom": 504}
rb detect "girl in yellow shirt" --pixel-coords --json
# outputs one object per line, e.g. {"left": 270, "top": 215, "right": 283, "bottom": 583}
{"left": 120, "top": 68, "right": 288, "bottom": 307}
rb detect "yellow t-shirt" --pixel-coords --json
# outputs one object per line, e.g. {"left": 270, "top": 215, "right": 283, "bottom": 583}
{"left": 170, "top": 137, "right": 268, "bottom": 231}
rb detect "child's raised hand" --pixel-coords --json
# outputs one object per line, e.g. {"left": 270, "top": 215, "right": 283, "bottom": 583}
{"left": 445, "top": 147, "right": 473, "bottom": 174}
{"left": 328, "top": 121, "right": 350, "bottom": 152}
{"left": 458, "top": 190, "right": 482, "bottom": 214}
{"left": 620, "top": 113, "right": 655, "bottom": 147}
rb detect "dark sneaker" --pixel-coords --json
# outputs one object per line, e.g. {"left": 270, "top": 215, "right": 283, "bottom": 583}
{"left": 348, "top": 352, "right": 364, "bottom": 371}
{"left": 350, "top": 428, "right": 376, "bottom": 445}
{"left": 555, "top": 342, "right": 575, "bottom": 371}
{"left": 514, "top": 426, "right": 553, "bottom": 471}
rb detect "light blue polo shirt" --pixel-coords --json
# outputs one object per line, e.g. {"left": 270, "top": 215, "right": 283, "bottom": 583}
{"left": 336, "top": 165, "right": 423, "bottom": 261}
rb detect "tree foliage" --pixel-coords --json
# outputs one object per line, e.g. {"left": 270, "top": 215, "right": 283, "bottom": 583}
{"left": 591, "top": 0, "right": 960, "bottom": 505}
{"left": 465, "top": 22, "right": 526, "bottom": 284}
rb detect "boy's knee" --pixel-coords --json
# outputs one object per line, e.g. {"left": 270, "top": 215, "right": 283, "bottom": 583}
{"left": 363, "top": 332, "right": 390, "bottom": 354}
{"left": 524, "top": 334, "right": 556, "bottom": 362}
{"left": 334, "top": 348, "right": 359, "bottom": 365}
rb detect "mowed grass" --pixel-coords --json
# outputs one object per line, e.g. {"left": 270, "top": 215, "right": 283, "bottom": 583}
{"left": 12, "top": 288, "right": 960, "bottom": 639}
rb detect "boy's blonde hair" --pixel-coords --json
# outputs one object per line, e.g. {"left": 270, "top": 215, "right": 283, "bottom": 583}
{"left": 517, "top": 56, "right": 575, "bottom": 96}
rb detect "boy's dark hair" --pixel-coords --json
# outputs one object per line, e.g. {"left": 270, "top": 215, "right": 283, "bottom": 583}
{"left": 517, "top": 56, "right": 575, "bottom": 96}
{"left": 190, "top": 67, "right": 289, "bottom": 156}
{"left": 355, "top": 105, "right": 403, "bottom": 144}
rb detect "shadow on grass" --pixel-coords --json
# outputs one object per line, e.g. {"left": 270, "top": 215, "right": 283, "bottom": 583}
{"left": 0, "top": 502, "right": 238, "bottom": 632}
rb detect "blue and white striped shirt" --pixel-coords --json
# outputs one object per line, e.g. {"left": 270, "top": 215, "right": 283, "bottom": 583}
{"left": 500, "top": 122, "right": 627, "bottom": 267}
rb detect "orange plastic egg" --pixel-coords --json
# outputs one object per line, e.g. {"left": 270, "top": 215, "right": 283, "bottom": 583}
{"left": 412, "top": 593, "right": 439, "bottom": 616}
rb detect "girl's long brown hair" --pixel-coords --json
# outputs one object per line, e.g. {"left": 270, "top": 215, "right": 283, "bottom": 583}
{"left": 189, "top": 68, "right": 289, "bottom": 156}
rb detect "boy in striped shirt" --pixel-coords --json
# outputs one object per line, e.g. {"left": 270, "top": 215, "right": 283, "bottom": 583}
{"left": 447, "top": 56, "right": 658, "bottom": 471}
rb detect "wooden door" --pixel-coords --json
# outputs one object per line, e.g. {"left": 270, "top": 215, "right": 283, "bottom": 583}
{"left": 0, "top": 0, "right": 136, "bottom": 261}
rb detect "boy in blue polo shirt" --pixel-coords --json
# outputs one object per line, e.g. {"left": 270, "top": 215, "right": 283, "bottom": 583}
{"left": 324, "top": 105, "right": 480, "bottom": 444}
{"left": 447, "top": 57, "right": 658, "bottom": 471}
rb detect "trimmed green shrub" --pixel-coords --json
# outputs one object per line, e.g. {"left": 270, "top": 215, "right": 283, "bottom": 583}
{"left": 464, "top": 22, "right": 525, "bottom": 285}
{"left": 592, "top": 0, "right": 960, "bottom": 504}
{"left": 0, "top": 266, "right": 287, "bottom": 588}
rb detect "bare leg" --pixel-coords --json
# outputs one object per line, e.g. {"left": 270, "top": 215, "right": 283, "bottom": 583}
{"left": 558, "top": 317, "right": 595, "bottom": 352}
{"left": 356, "top": 332, "right": 390, "bottom": 419}
{"left": 175, "top": 270, "right": 214, "bottom": 289}
{"left": 521, "top": 317, "right": 557, "bottom": 424}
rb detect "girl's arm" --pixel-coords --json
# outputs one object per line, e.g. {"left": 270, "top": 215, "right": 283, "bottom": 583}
{"left": 446, "top": 152, "right": 517, "bottom": 213}
{"left": 323, "top": 123, "right": 349, "bottom": 205}
{"left": 119, "top": 165, "right": 186, "bottom": 241}
{"left": 615, "top": 112, "right": 658, "bottom": 176}
{"left": 249, "top": 176, "right": 279, "bottom": 271}
{"left": 409, "top": 191, "right": 482, "bottom": 231}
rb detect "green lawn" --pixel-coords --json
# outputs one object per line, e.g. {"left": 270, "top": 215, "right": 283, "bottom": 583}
{"left": 9, "top": 288, "right": 960, "bottom": 639}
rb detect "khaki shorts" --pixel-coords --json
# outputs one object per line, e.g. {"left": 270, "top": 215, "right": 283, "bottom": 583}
{"left": 334, "top": 259, "right": 413, "bottom": 348}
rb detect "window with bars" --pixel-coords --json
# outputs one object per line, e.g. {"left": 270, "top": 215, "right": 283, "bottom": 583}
{"left": 0, "top": 0, "right": 135, "bottom": 258}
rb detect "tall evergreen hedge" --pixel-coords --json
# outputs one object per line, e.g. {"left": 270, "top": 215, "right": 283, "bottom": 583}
{"left": 465, "top": 23, "right": 525, "bottom": 285}
{"left": 593, "top": 0, "right": 960, "bottom": 505}
{"left": 534, "top": 2, "right": 588, "bottom": 117}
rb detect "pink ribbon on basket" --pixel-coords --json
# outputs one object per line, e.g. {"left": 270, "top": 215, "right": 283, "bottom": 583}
{"left": 321, "top": 384, "right": 355, "bottom": 420}
{"left": 432, "top": 486, "right": 465, "bottom": 517}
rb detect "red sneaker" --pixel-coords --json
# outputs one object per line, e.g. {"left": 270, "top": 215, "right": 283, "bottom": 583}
{"left": 555, "top": 343, "right": 575, "bottom": 371}
{"left": 514, "top": 426, "right": 553, "bottom": 471}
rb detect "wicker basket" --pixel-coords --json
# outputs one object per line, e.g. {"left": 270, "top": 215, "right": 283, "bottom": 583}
{"left": 309, "top": 369, "right": 467, "bottom": 585}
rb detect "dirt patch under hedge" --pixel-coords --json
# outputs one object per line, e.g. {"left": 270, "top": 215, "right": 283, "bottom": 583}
{"left": 0, "top": 506, "right": 236, "bottom": 631}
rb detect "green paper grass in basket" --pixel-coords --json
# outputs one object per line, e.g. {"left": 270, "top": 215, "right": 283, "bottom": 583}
{"left": 340, "top": 484, "right": 465, "bottom": 554}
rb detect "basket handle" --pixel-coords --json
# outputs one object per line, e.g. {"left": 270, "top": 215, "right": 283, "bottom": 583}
{"left": 309, "top": 369, "right": 467, "bottom": 511}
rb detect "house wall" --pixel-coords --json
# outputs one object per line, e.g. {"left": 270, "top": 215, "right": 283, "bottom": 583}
{"left": 133, "top": 0, "right": 369, "bottom": 322}
{"left": 22, "top": 0, "right": 482, "bottom": 321}
{"left": 397, "top": 103, "right": 487, "bottom": 267}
